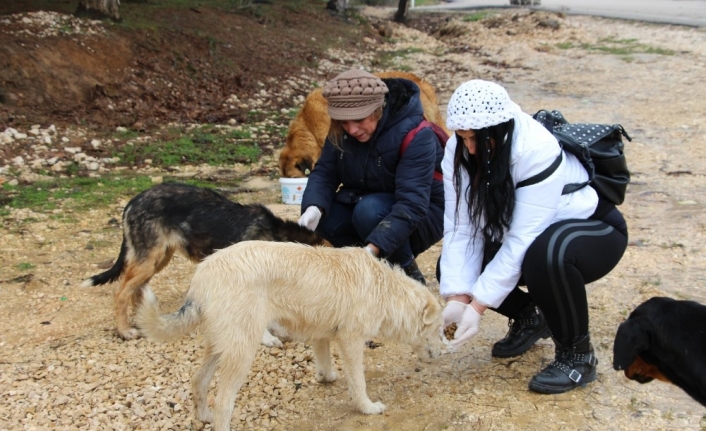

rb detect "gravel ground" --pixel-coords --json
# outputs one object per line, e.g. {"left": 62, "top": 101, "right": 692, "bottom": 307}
{"left": 1, "top": 7, "right": 706, "bottom": 431}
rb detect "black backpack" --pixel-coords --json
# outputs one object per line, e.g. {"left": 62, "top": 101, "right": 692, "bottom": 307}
{"left": 524, "top": 109, "right": 632, "bottom": 205}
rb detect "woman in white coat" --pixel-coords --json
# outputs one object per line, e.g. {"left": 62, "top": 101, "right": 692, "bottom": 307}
{"left": 439, "top": 80, "right": 628, "bottom": 394}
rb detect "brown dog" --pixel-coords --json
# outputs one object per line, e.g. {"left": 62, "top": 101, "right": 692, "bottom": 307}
{"left": 279, "top": 88, "right": 330, "bottom": 179}
{"left": 279, "top": 71, "right": 448, "bottom": 178}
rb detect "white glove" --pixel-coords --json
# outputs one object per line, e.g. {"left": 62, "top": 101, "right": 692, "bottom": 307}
{"left": 298, "top": 206, "right": 322, "bottom": 231}
{"left": 442, "top": 301, "right": 482, "bottom": 350}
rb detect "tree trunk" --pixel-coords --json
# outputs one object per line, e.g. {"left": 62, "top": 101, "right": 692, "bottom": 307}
{"left": 394, "top": 0, "right": 410, "bottom": 23}
{"left": 326, "top": 0, "right": 348, "bottom": 12}
{"left": 75, "top": 0, "right": 121, "bottom": 22}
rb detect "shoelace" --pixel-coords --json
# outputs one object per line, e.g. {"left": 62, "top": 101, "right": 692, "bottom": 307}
{"left": 507, "top": 316, "right": 534, "bottom": 335}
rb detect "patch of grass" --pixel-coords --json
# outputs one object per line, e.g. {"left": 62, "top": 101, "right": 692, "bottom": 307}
{"left": 58, "top": 24, "right": 74, "bottom": 35}
{"left": 247, "top": 110, "right": 271, "bottom": 122}
{"left": 629, "top": 396, "right": 638, "bottom": 411}
{"left": 112, "top": 128, "right": 141, "bottom": 141}
{"left": 580, "top": 38, "right": 675, "bottom": 57}
{"left": 1, "top": 175, "right": 243, "bottom": 220}
{"left": 603, "top": 37, "right": 639, "bottom": 44}
{"left": 283, "top": 0, "right": 313, "bottom": 13}
{"left": 374, "top": 48, "right": 423, "bottom": 70}
{"left": 114, "top": 125, "right": 259, "bottom": 167}
{"left": 90, "top": 240, "right": 114, "bottom": 248}
{"left": 283, "top": 109, "right": 299, "bottom": 119}
{"left": 642, "top": 278, "right": 662, "bottom": 287}
{"left": 643, "top": 46, "right": 677, "bottom": 55}
{"left": 659, "top": 242, "right": 684, "bottom": 249}
{"left": 556, "top": 38, "right": 675, "bottom": 58}
{"left": 462, "top": 11, "right": 492, "bottom": 22}
{"left": 16, "top": 262, "right": 35, "bottom": 271}
{"left": 114, "top": 18, "right": 161, "bottom": 33}
{"left": 1, "top": 176, "right": 154, "bottom": 215}
{"left": 116, "top": 0, "right": 276, "bottom": 31}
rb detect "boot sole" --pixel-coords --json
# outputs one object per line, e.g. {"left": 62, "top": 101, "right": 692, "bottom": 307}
{"left": 491, "top": 326, "right": 551, "bottom": 358}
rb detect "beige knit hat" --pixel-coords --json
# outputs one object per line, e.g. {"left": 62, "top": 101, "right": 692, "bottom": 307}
{"left": 322, "top": 69, "right": 389, "bottom": 121}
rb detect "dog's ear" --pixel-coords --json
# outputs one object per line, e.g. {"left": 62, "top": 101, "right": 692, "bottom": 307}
{"left": 422, "top": 299, "right": 441, "bottom": 326}
{"left": 613, "top": 318, "right": 650, "bottom": 370}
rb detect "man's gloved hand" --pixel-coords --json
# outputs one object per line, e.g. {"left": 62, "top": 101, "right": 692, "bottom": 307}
{"left": 442, "top": 300, "right": 482, "bottom": 350}
{"left": 298, "top": 206, "right": 322, "bottom": 231}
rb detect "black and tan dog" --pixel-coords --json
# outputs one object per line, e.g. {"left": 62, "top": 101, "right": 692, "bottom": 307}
{"left": 613, "top": 296, "right": 706, "bottom": 406}
{"left": 82, "top": 182, "right": 330, "bottom": 340}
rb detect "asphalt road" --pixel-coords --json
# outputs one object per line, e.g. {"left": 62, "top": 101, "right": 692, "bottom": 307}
{"left": 413, "top": 0, "right": 706, "bottom": 27}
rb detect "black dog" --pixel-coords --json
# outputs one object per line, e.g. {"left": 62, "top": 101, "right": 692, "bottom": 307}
{"left": 613, "top": 296, "right": 706, "bottom": 406}
{"left": 82, "top": 182, "right": 330, "bottom": 340}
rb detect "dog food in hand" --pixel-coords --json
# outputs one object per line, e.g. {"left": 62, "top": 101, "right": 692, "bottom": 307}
{"left": 444, "top": 323, "right": 457, "bottom": 341}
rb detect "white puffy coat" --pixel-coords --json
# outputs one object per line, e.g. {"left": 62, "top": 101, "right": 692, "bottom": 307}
{"left": 439, "top": 105, "right": 598, "bottom": 308}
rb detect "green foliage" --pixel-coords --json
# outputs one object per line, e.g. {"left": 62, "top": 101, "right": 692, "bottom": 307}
{"left": 462, "top": 11, "right": 492, "bottom": 22}
{"left": 1, "top": 176, "right": 154, "bottom": 215}
{"left": 412, "top": 0, "right": 443, "bottom": 5}
{"left": 349, "top": 0, "right": 442, "bottom": 5}
{"left": 112, "top": 129, "right": 141, "bottom": 140}
{"left": 16, "top": 262, "right": 36, "bottom": 271}
{"left": 556, "top": 37, "right": 676, "bottom": 57}
{"left": 374, "top": 48, "right": 423, "bottom": 70}
{"left": 0, "top": 175, "right": 243, "bottom": 221}
{"left": 114, "top": 125, "right": 260, "bottom": 167}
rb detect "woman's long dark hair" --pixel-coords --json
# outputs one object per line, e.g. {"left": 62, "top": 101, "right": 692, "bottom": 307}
{"left": 453, "top": 119, "right": 515, "bottom": 262}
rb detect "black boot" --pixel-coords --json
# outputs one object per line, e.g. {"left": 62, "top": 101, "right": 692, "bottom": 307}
{"left": 528, "top": 334, "right": 598, "bottom": 394}
{"left": 403, "top": 259, "right": 426, "bottom": 286}
{"left": 492, "top": 303, "right": 550, "bottom": 358}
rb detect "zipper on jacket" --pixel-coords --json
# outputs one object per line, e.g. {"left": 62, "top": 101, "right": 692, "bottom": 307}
{"left": 377, "top": 156, "right": 382, "bottom": 185}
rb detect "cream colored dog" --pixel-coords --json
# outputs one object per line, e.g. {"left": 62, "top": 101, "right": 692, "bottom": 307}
{"left": 136, "top": 241, "right": 445, "bottom": 431}
{"left": 279, "top": 70, "right": 449, "bottom": 178}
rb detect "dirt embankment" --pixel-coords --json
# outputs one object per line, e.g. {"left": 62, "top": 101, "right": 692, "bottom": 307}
{"left": 0, "top": 2, "right": 372, "bottom": 130}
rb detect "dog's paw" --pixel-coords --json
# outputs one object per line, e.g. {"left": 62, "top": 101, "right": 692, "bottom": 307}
{"left": 260, "top": 330, "right": 284, "bottom": 348}
{"left": 118, "top": 327, "right": 141, "bottom": 340}
{"left": 315, "top": 370, "right": 337, "bottom": 383}
{"left": 196, "top": 408, "right": 214, "bottom": 424}
{"left": 359, "top": 400, "right": 386, "bottom": 415}
{"left": 267, "top": 321, "right": 292, "bottom": 342}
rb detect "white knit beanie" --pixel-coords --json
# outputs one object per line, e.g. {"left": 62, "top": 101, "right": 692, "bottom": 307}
{"left": 446, "top": 80, "right": 519, "bottom": 131}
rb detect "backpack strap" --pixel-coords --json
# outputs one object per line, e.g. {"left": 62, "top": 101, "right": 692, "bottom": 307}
{"left": 400, "top": 120, "right": 443, "bottom": 181}
{"left": 516, "top": 152, "right": 563, "bottom": 189}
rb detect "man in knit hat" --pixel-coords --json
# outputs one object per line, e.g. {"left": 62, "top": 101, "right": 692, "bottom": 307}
{"left": 298, "top": 68, "right": 445, "bottom": 285}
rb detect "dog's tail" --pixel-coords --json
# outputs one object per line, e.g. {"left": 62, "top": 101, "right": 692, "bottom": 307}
{"left": 81, "top": 237, "right": 128, "bottom": 287}
{"left": 135, "top": 286, "right": 201, "bottom": 343}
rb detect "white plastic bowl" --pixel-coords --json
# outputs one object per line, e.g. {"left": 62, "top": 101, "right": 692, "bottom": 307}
{"left": 279, "top": 177, "right": 308, "bottom": 205}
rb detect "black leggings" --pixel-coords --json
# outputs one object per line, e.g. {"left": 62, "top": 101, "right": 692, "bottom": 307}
{"left": 437, "top": 208, "right": 628, "bottom": 345}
